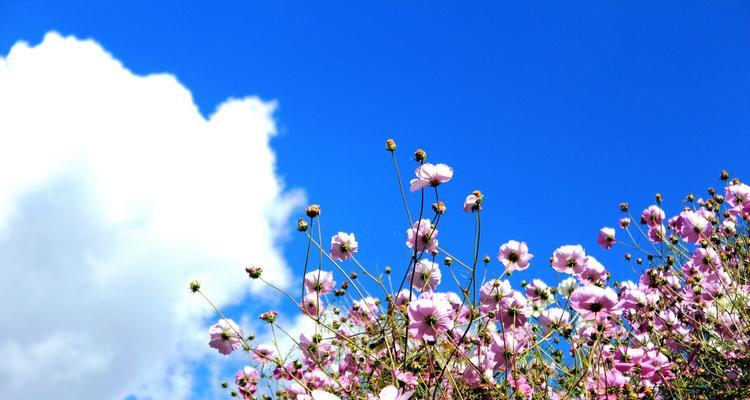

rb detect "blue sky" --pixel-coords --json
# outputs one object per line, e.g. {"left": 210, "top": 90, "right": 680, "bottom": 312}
{"left": 1, "top": 1, "right": 749, "bottom": 399}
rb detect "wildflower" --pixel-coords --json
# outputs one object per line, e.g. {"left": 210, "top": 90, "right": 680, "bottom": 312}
{"left": 259, "top": 310, "right": 278, "bottom": 323}
{"left": 406, "top": 219, "right": 438, "bottom": 253}
{"left": 463, "top": 190, "right": 483, "bottom": 212}
{"left": 678, "top": 210, "right": 712, "bottom": 243}
{"left": 596, "top": 227, "right": 616, "bottom": 250}
{"left": 618, "top": 217, "right": 630, "bottom": 228}
{"left": 245, "top": 265, "right": 263, "bottom": 279}
{"left": 552, "top": 245, "right": 587, "bottom": 274}
{"left": 409, "top": 259, "right": 442, "bottom": 292}
{"left": 407, "top": 296, "right": 454, "bottom": 341}
{"left": 569, "top": 285, "right": 619, "bottom": 320}
{"left": 641, "top": 205, "right": 665, "bottom": 227}
{"left": 251, "top": 344, "right": 275, "bottom": 364}
{"left": 305, "top": 204, "right": 321, "bottom": 218}
{"left": 409, "top": 163, "right": 453, "bottom": 192}
{"left": 557, "top": 277, "right": 579, "bottom": 299}
{"left": 538, "top": 308, "right": 570, "bottom": 331}
{"left": 498, "top": 240, "right": 533, "bottom": 272}
{"left": 374, "top": 385, "right": 415, "bottom": 400}
{"left": 647, "top": 224, "right": 666, "bottom": 243}
{"left": 304, "top": 269, "right": 336, "bottom": 294}
{"left": 301, "top": 292, "right": 323, "bottom": 316}
{"left": 235, "top": 366, "right": 260, "bottom": 399}
{"left": 208, "top": 319, "right": 244, "bottom": 355}
{"left": 525, "top": 279, "right": 552, "bottom": 303}
{"left": 330, "top": 232, "right": 358, "bottom": 261}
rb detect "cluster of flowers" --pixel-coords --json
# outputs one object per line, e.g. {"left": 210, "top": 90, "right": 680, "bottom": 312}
{"left": 194, "top": 141, "right": 750, "bottom": 400}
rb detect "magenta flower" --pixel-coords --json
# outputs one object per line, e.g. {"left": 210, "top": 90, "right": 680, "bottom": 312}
{"left": 641, "top": 205, "right": 665, "bottom": 227}
{"left": 647, "top": 224, "right": 666, "bottom": 243}
{"left": 552, "top": 245, "right": 587, "bottom": 274}
{"left": 525, "top": 279, "right": 552, "bottom": 303}
{"left": 409, "top": 163, "right": 453, "bottom": 192}
{"left": 373, "top": 385, "right": 415, "bottom": 400}
{"left": 301, "top": 292, "right": 323, "bottom": 316}
{"left": 251, "top": 344, "right": 275, "bottom": 364}
{"left": 538, "top": 307, "right": 570, "bottom": 331}
{"left": 463, "top": 190, "right": 483, "bottom": 212}
{"left": 726, "top": 182, "right": 750, "bottom": 215}
{"left": 235, "top": 366, "right": 260, "bottom": 399}
{"left": 330, "top": 232, "right": 358, "bottom": 261}
{"left": 304, "top": 269, "right": 336, "bottom": 294}
{"left": 208, "top": 319, "right": 244, "bottom": 355}
{"left": 569, "top": 285, "right": 619, "bottom": 320}
{"left": 497, "top": 290, "right": 530, "bottom": 328}
{"left": 348, "top": 297, "right": 379, "bottom": 327}
{"left": 407, "top": 296, "right": 454, "bottom": 341}
{"left": 498, "top": 240, "right": 533, "bottom": 273}
{"left": 678, "top": 210, "right": 712, "bottom": 244}
{"left": 576, "top": 256, "right": 608, "bottom": 285}
{"left": 406, "top": 218, "right": 438, "bottom": 253}
{"left": 479, "top": 278, "right": 513, "bottom": 316}
{"left": 409, "top": 259, "right": 442, "bottom": 292}
{"left": 596, "top": 227, "right": 616, "bottom": 250}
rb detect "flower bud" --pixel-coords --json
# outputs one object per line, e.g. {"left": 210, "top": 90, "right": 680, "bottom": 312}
{"left": 385, "top": 138, "right": 397, "bottom": 151}
{"left": 189, "top": 280, "right": 201, "bottom": 293}
{"left": 259, "top": 310, "right": 278, "bottom": 323}
{"left": 432, "top": 201, "right": 446, "bottom": 215}
{"left": 483, "top": 255, "right": 491, "bottom": 264}
{"left": 414, "top": 148, "right": 427, "bottom": 162}
{"left": 297, "top": 218, "right": 308, "bottom": 232}
{"left": 655, "top": 193, "right": 662, "bottom": 204}
{"left": 444, "top": 256, "right": 453, "bottom": 266}
{"left": 384, "top": 265, "right": 391, "bottom": 274}
{"left": 720, "top": 169, "right": 729, "bottom": 180}
{"left": 305, "top": 204, "right": 321, "bottom": 218}
{"left": 619, "top": 202, "right": 629, "bottom": 212}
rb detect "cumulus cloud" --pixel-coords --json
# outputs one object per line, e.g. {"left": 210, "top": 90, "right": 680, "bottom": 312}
{"left": 0, "top": 32, "right": 303, "bottom": 399}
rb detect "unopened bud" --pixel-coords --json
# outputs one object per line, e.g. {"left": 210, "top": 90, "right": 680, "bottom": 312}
{"left": 189, "top": 280, "right": 201, "bottom": 293}
{"left": 305, "top": 204, "right": 321, "bottom": 218}
{"left": 444, "top": 257, "right": 453, "bottom": 266}
{"left": 386, "top": 138, "right": 397, "bottom": 151}
{"left": 720, "top": 170, "right": 729, "bottom": 180}
{"left": 432, "top": 201, "right": 446, "bottom": 215}
{"left": 297, "top": 218, "right": 308, "bottom": 232}
{"left": 384, "top": 265, "right": 391, "bottom": 274}
{"left": 655, "top": 193, "right": 662, "bottom": 204}
{"left": 483, "top": 255, "right": 491, "bottom": 264}
{"left": 414, "top": 149, "right": 427, "bottom": 162}
{"left": 619, "top": 202, "right": 629, "bottom": 212}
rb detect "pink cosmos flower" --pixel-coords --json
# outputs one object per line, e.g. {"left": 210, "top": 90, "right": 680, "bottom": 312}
{"left": 647, "top": 224, "right": 666, "bottom": 243}
{"left": 641, "top": 205, "right": 665, "bottom": 227}
{"left": 552, "top": 245, "right": 587, "bottom": 274}
{"left": 407, "top": 296, "right": 454, "bottom": 341}
{"left": 497, "top": 290, "right": 531, "bottom": 329}
{"left": 498, "top": 240, "right": 533, "bottom": 272}
{"left": 463, "top": 190, "right": 483, "bottom": 212}
{"left": 569, "top": 285, "right": 620, "bottom": 320}
{"left": 576, "top": 256, "right": 608, "bottom": 285}
{"left": 330, "top": 232, "right": 358, "bottom": 261}
{"left": 409, "top": 259, "right": 442, "bottom": 291}
{"left": 251, "top": 344, "right": 275, "bottom": 364}
{"left": 691, "top": 247, "right": 721, "bottom": 272}
{"left": 618, "top": 217, "right": 630, "bottom": 228}
{"left": 348, "top": 297, "right": 379, "bottom": 327}
{"left": 409, "top": 163, "right": 453, "bottom": 192}
{"left": 208, "top": 319, "right": 244, "bottom": 355}
{"left": 235, "top": 366, "right": 260, "bottom": 399}
{"left": 304, "top": 269, "right": 336, "bottom": 294}
{"left": 301, "top": 292, "right": 323, "bottom": 316}
{"left": 538, "top": 308, "right": 571, "bottom": 331}
{"left": 479, "top": 278, "right": 513, "bottom": 316}
{"left": 596, "top": 227, "right": 616, "bottom": 250}
{"left": 726, "top": 182, "right": 750, "bottom": 215}
{"left": 678, "top": 210, "right": 712, "bottom": 244}
{"left": 370, "top": 385, "right": 415, "bottom": 400}
{"left": 525, "top": 279, "right": 552, "bottom": 303}
{"left": 406, "top": 219, "right": 438, "bottom": 253}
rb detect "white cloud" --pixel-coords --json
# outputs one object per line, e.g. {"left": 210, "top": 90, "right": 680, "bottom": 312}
{"left": 0, "top": 32, "right": 304, "bottom": 399}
